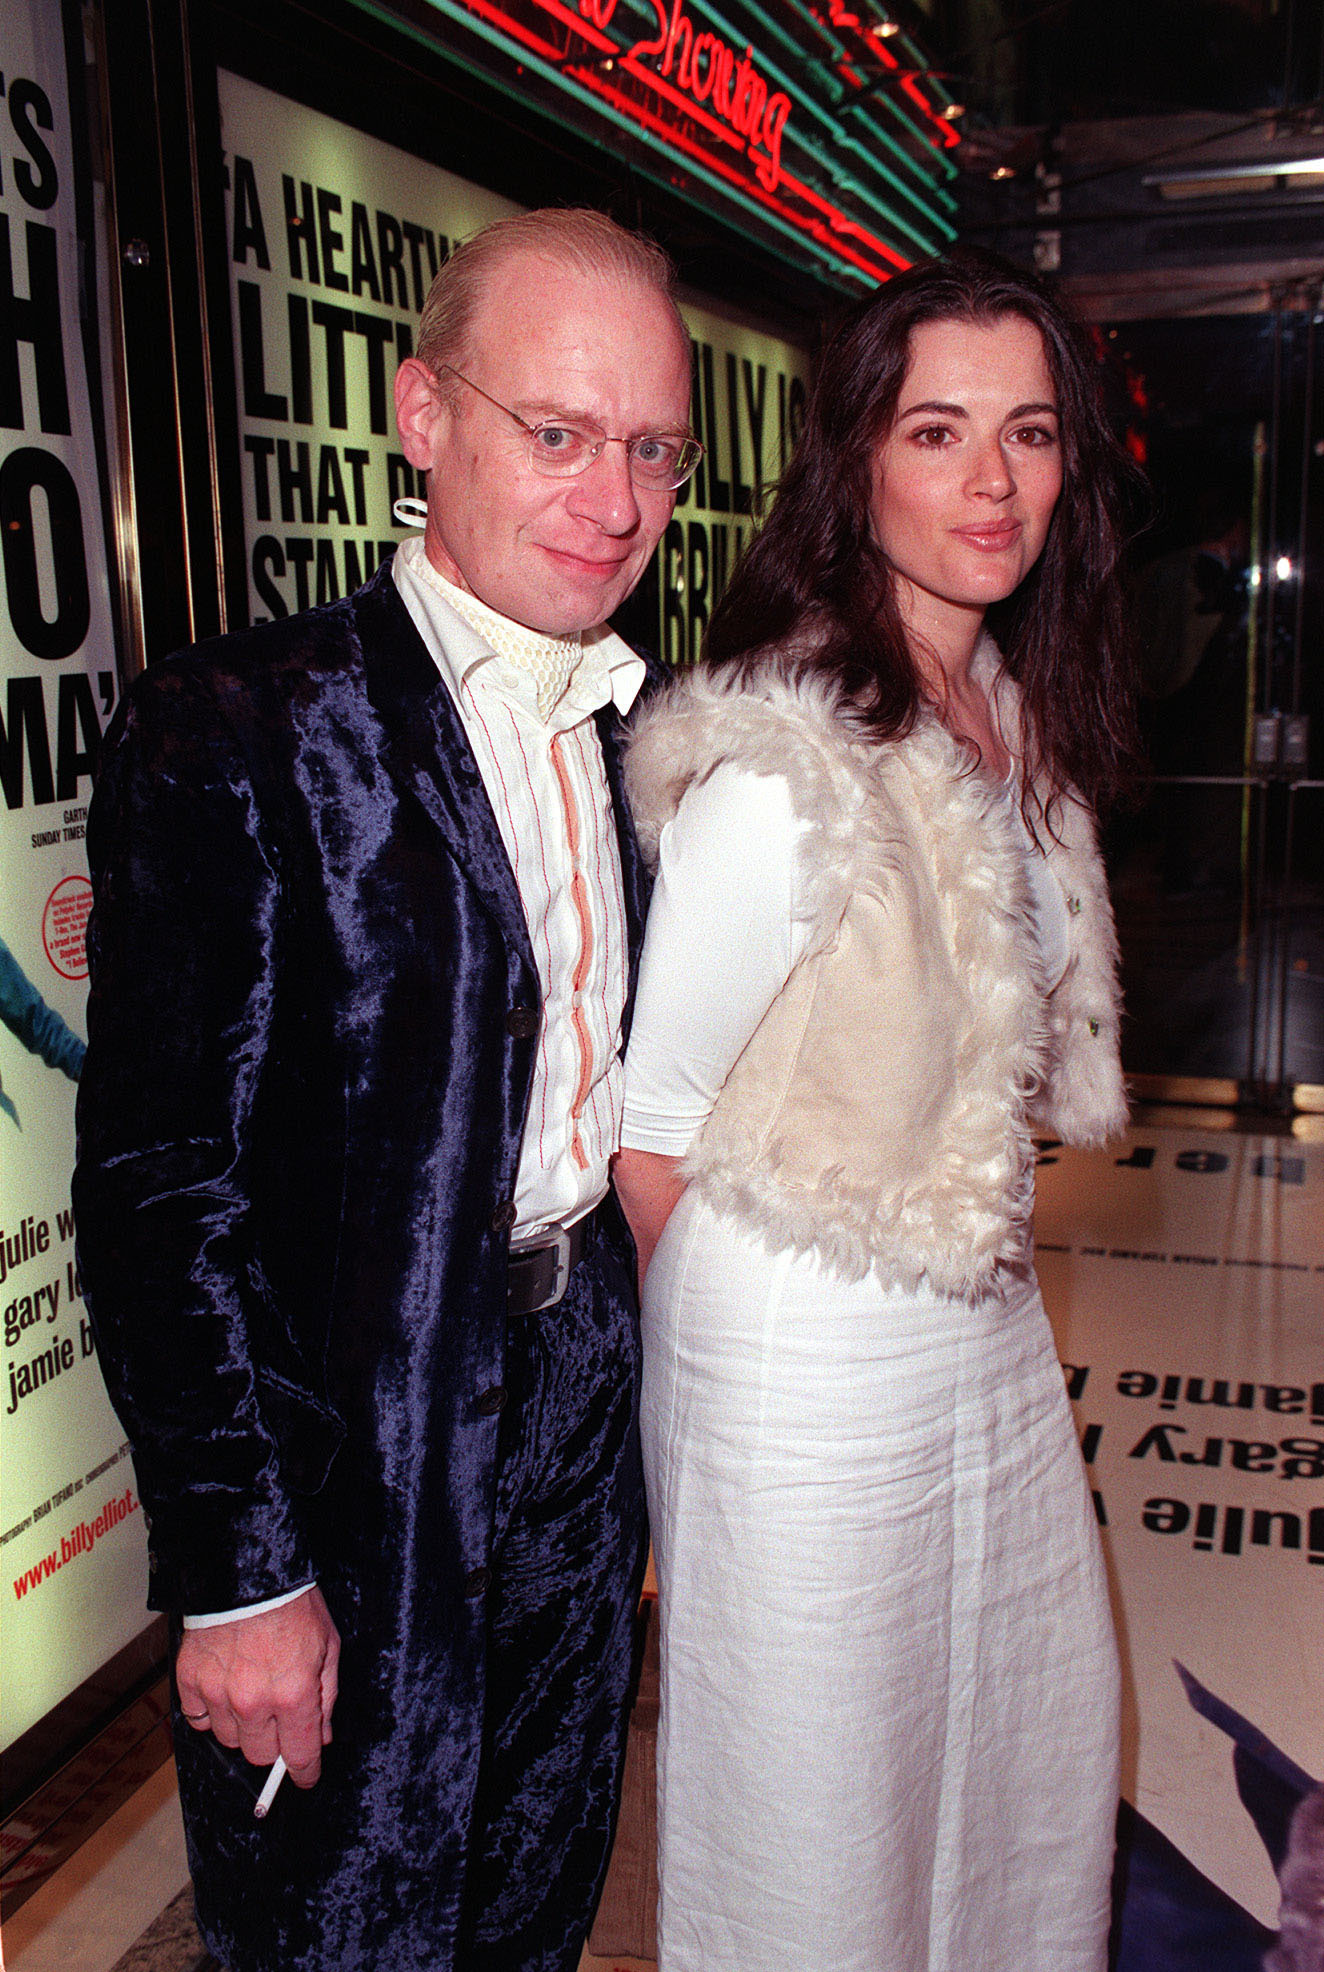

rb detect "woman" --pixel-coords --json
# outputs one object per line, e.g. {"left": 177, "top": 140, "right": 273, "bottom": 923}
{"left": 613, "top": 252, "right": 1139, "bottom": 1971}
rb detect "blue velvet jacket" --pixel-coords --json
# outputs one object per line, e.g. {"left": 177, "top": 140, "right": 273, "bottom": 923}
{"left": 73, "top": 560, "right": 652, "bottom": 1967}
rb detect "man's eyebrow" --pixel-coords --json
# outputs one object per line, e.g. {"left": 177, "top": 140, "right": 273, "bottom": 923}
{"left": 511, "top": 398, "right": 587, "bottom": 420}
{"left": 511, "top": 396, "right": 690, "bottom": 432}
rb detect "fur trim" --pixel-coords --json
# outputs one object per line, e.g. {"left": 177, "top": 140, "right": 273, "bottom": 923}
{"left": 1027, "top": 791, "right": 1128, "bottom": 1143}
{"left": 625, "top": 655, "right": 872, "bottom": 939}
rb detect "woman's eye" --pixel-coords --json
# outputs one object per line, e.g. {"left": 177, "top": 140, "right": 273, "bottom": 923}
{"left": 911, "top": 424, "right": 954, "bottom": 447}
{"left": 1010, "top": 423, "right": 1058, "bottom": 447}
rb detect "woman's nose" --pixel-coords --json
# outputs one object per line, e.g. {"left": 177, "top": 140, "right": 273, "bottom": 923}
{"left": 966, "top": 437, "right": 1015, "bottom": 499}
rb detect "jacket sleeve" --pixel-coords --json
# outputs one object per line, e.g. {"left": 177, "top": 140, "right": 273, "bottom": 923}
{"left": 73, "top": 661, "right": 316, "bottom": 1615}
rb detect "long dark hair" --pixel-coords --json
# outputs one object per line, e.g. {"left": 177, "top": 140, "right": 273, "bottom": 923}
{"left": 704, "top": 249, "right": 1143, "bottom": 813}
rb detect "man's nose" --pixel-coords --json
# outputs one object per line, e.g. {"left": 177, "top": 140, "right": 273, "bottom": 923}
{"left": 567, "top": 440, "right": 643, "bottom": 533}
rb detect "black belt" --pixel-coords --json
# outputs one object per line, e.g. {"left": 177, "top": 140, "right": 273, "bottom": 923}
{"left": 507, "top": 1214, "right": 590, "bottom": 1316}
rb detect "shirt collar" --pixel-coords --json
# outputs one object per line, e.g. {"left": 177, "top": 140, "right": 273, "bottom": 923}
{"left": 394, "top": 537, "right": 646, "bottom": 722}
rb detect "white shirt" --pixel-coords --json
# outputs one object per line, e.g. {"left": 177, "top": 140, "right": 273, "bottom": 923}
{"left": 1004, "top": 786, "right": 1071, "bottom": 995}
{"left": 189, "top": 541, "right": 645, "bottom": 1627}
{"left": 394, "top": 536, "right": 645, "bottom": 1235}
{"left": 622, "top": 765, "right": 817, "bottom": 1157}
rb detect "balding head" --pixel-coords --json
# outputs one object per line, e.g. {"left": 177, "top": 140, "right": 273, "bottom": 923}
{"left": 416, "top": 207, "right": 687, "bottom": 391}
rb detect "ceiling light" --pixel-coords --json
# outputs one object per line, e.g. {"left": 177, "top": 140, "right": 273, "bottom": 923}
{"left": 1147, "top": 156, "right": 1324, "bottom": 198}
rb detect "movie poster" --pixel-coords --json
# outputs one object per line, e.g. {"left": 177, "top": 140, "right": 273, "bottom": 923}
{"left": 655, "top": 295, "right": 809, "bottom": 666}
{"left": 218, "top": 70, "right": 520, "bottom": 624}
{"left": 217, "top": 71, "right": 810, "bottom": 648}
{"left": 1, "top": 0, "right": 150, "bottom": 1751}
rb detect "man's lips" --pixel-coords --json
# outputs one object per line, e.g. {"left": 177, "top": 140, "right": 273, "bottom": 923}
{"left": 541, "top": 545, "right": 634, "bottom": 577}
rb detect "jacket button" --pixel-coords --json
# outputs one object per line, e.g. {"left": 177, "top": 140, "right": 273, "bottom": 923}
{"left": 491, "top": 1198, "right": 517, "bottom": 1232}
{"left": 465, "top": 1566, "right": 491, "bottom": 1597}
{"left": 505, "top": 1006, "right": 539, "bottom": 1039}
{"left": 475, "top": 1386, "right": 507, "bottom": 1416}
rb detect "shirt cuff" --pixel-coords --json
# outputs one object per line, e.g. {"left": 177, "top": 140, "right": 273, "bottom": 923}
{"left": 182, "top": 1581, "right": 317, "bottom": 1629}
{"left": 618, "top": 1114, "right": 700, "bottom": 1156}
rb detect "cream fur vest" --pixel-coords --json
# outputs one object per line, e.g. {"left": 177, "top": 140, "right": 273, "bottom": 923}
{"left": 625, "top": 656, "right": 1128, "bottom": 1295}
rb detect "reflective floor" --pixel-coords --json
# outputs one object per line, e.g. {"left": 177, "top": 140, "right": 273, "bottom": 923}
{"left": 1036, "top": 1112, "right": 1322, "bottom": 1967}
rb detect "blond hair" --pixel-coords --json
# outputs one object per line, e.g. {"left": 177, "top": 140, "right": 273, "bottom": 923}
{"left": 416, "top": 206, "right": 683, "bottom": 384}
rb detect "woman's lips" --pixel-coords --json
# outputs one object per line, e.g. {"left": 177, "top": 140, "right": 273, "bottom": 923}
{"left": 952, "top": 520, "right": 1022, "bottom": 551}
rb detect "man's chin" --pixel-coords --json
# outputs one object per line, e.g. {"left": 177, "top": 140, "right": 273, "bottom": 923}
{"left": 534, "top": 590, "right": 634, "bottom": 638}
{"left": 535, "top": 552, "right": 640, "bottom": 626}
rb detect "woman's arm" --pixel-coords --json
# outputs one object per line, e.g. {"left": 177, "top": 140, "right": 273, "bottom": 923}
{"left": 612, "top": 1148, "right": 687, "bottom": 1292}
{"left": 618, "top": 762, "right": 816, "bottom": 1289}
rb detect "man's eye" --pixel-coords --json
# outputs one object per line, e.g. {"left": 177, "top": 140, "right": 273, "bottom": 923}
{"left": 532, "top": 425, "right": 586, "bottom": 455}
{"left": 632, "top": 436, "right": 678, "bottom": 468}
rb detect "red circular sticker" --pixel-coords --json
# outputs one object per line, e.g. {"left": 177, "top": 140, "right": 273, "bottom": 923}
{"left": 42, "top": 874, "right": 93, "bottom": 980}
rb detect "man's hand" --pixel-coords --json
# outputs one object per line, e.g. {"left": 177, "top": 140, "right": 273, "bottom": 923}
{"left": 175, "top": 1588, "right": 340, "bottom": 1788}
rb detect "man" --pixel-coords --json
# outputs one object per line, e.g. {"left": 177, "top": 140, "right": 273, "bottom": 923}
{"left": 74, "top": 207, "right": 698, "bottom": 1972}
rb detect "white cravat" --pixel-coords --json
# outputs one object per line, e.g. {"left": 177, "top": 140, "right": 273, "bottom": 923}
{"left": 436, "top": 581, "right": 582, "bottom": 719}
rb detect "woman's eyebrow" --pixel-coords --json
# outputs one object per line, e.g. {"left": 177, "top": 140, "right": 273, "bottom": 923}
{"left": 895, "top": 397, "right": 1060, "bottom": 420}
{"left": 896, "top": 398, "right": 967, "bottom": 418}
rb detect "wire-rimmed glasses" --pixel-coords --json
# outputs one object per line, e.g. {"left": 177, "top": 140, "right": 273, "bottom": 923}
{"left": 438, "top": 364, "right": 704, "bottom": 491}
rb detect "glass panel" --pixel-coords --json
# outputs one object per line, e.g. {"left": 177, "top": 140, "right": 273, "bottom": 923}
{"left": 1281, "top": 786, "right": 1324, "bottom": 1092}
{"left": 1105, "top": 312, "right": 1322, "bottom": 1097}
{"left": 1108, "top": 782, "right": 1262, "bottom": 1083}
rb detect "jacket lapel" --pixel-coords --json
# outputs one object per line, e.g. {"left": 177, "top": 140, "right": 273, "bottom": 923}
{"left": 597, "top": 696, "right": 649, "bottom": 984}
{"left": 352, "top": 564, "right": 535, "bottom": 973}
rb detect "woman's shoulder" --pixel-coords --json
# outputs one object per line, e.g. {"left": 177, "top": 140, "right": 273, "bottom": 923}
{"left": 625, "top": 640, "right": 873, "bottom": 849}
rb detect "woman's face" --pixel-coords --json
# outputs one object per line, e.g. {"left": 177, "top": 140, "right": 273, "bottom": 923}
{"left": 869, "top": 312, "right": 1063, "bottom": 661}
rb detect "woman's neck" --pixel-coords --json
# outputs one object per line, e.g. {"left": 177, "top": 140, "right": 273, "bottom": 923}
{"left": 910, "top": 626, "right": 1013, "bottom": 782}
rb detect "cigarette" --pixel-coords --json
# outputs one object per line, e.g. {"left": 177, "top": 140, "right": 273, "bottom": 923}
{"left": 254, "top": 1755, "right": 287, "bottom": 1819}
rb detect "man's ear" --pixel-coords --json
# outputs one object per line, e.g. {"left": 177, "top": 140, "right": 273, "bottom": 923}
{"left": 394, "top": 358, "right": 444, "bottom": 468}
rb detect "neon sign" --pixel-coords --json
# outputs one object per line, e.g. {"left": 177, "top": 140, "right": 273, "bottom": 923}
{"left": 625, "top": 0, "right": 791, "bottom": 193}
{"left": 413, "top": 0, "right": 957, "bottom": 288}
{"left": 817, "top": 0, "right": 960, "bottom": 151}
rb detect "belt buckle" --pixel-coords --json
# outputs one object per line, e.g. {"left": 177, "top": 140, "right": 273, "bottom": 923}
{"left": 511, "top": 1225, "right": 573, "bottom": 1314}
{"left": 535, "top": 1227, "right": 573, "bottom": 1312}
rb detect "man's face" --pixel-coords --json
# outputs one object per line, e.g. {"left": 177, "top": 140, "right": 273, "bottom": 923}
{"left": 395, "top": 255, "right": 692, "bottom": 636}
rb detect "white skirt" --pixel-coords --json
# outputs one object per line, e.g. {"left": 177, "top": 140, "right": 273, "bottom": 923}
{"left": 641, "top": 1190, "right": 1120, "bottom": 1972}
